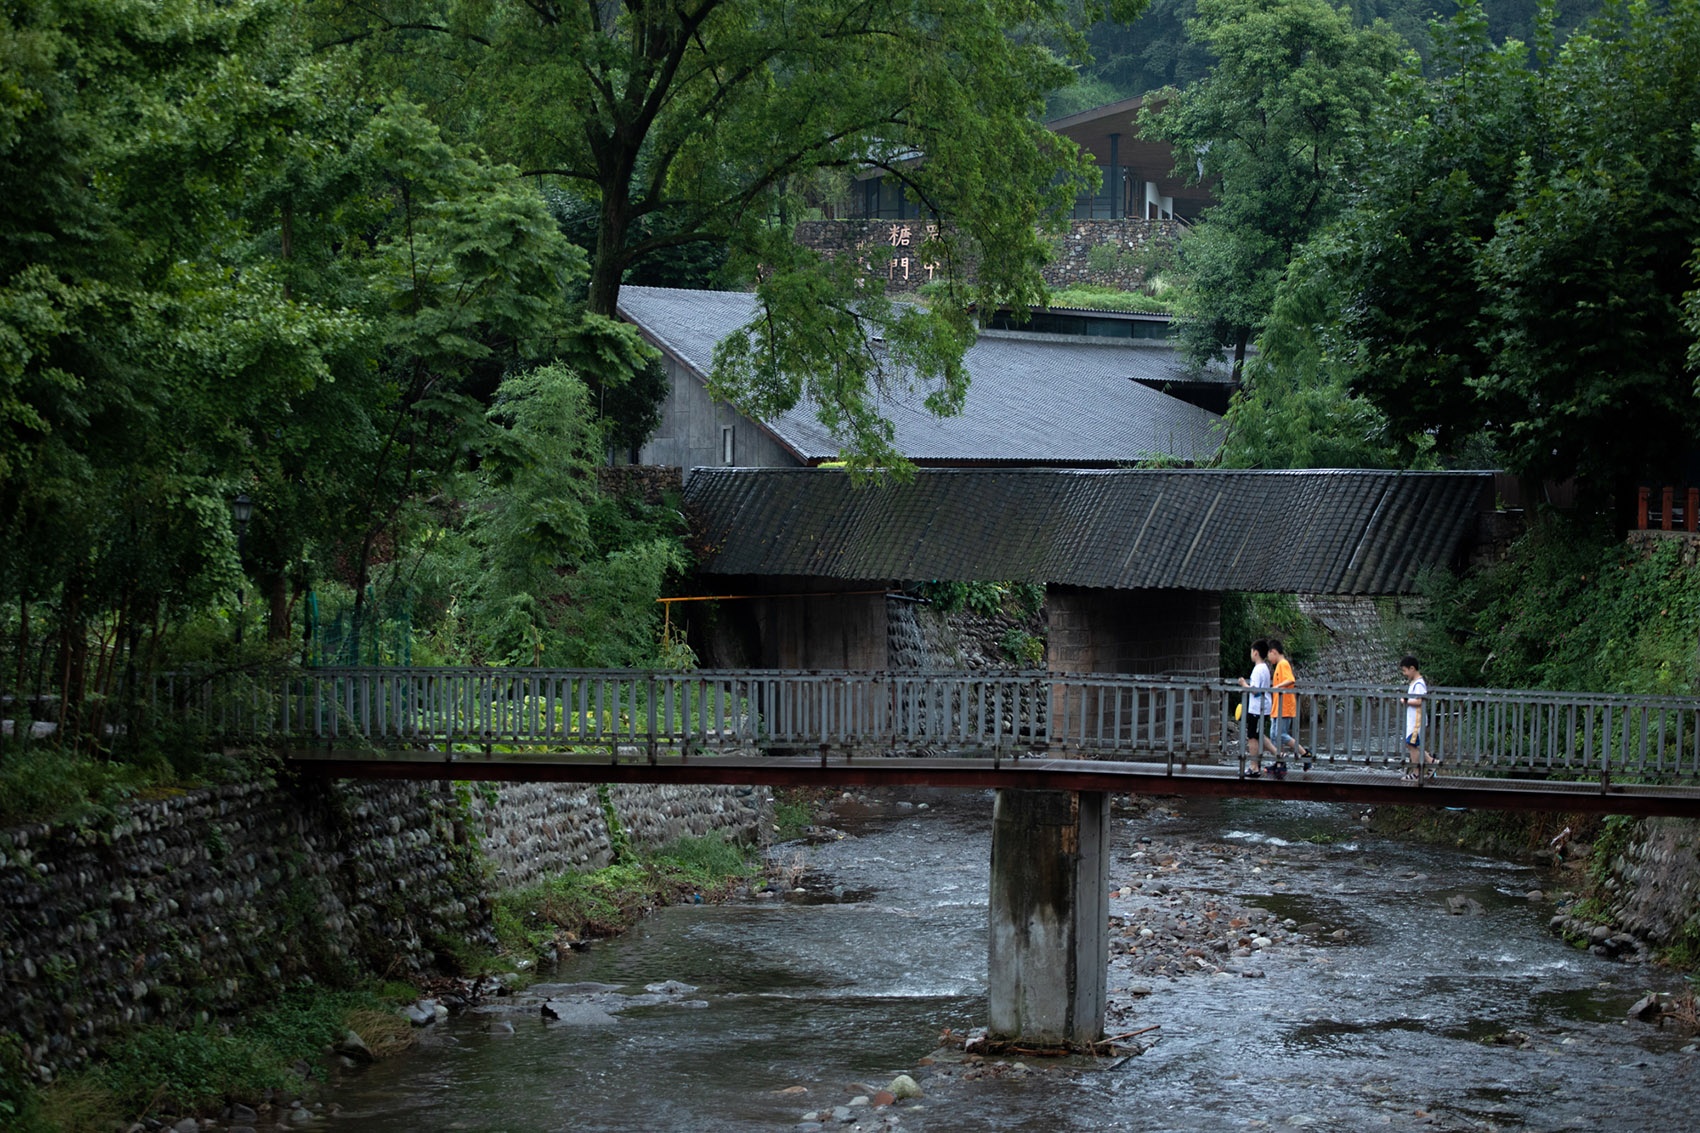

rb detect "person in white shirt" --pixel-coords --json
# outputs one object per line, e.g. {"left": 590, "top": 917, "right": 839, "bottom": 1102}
{"left": 1237, "top": 639, "right": 1278, "bottom": 776}
{"left": 1400, "top": 655, "right": 1430, "bottom": 781}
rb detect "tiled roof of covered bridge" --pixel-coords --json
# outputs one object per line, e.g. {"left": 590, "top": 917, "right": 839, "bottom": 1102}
{"left": 683, "top": 468, "right": 1491, "bottom": 595}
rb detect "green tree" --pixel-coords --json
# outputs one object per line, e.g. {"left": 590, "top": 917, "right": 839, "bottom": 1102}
{"left": 1328, "top": 0, "right": 1700, "bottom": 493}
{"left": 1473, "top": 0, "right": 1700, "bottom": 490}
{"left": 1138, "top": 0, "right": 1405, "bottom": 379}
{"left": 0, "top": 0, "right": 361, "bottom": 730}
{"left": 312, "top": 0, "right": 1147, "bottom": 472}
{"left": 1215, "top": 227, "right": 1418, "bottom": 468}
{"left": 422, "top": 362, "right": 687, "bottom": 666}
{"left": 240, "top": 95, "right": 585, "bottom": 649}
{"left": 0, "top": 1, "right": 594, "bottom": 732}
{"left": 1318, "top": 1, "right": 1542, "bottom": 465}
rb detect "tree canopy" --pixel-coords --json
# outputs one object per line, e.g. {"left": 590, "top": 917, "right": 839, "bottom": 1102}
{"left": 315, "top": 0, "right": 1149, "bottom": 471}
{"left": 1316, "top": 0, "right": 1700, "bottom": 491}
{"left": 1138, "top": 0, "right": 1406, "bottom": 379}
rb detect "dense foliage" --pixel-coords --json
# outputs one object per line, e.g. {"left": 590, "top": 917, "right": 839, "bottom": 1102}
{"left": 5, "top": 0, "right": 1141, "bottom": 748}
{"left": 313, "top": 0, "right": 1150, "bottom": 472}
{"left": 6, "top": 0, "right": 1699, "bottom": 750}
{"left": 1068, "top": 0, "right": 1606, "bottom": 107}
{"left": 1419, "top": 521, "right": 1700, "bottom": 694}
{"left": 1204, "top": 0, "right": 1700, "bottom": 491}
{"left": 1139, "top": 0, "right": 1405, "bottom": 379}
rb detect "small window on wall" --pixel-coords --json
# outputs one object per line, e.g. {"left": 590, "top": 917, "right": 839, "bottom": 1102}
{"left": 721, "top": 426, "right": 735, "bottom": 465}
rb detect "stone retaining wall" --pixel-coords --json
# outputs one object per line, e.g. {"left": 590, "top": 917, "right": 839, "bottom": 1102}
{"left": 1597, "top": 817, "right": 1700, "bottom": 950}
{"left": 792, "top": 218, "right": 1181, "bottom": 293}
{"left": 596, "top": 464, "right": 684, "bottom": 506}
{"left": 1294, "top": 595, "right": 1420, "bottom": 685}
{"left": 0, "top": 776, "right": 768, "bottom": 1082}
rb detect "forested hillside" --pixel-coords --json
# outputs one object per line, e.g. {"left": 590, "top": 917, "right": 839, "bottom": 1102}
{"left": 1054, "top": 0, "right": 1607, "bottom": 112}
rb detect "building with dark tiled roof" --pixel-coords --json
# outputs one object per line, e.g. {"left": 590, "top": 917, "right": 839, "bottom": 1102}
{"left": 617, "top": 285, "right": 1225, "bottom": 479}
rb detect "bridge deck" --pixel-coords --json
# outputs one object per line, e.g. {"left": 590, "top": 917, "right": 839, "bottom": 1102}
{"left": 284, "top": 747, "right": 1700, "bottom": 817}
{"left": 168, "top": 666, "right": 1700, "bottom": 817}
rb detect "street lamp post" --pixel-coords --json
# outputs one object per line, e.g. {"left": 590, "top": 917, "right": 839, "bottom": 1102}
{"left": 231, "top": 493, "right": 253, "bottom": 646}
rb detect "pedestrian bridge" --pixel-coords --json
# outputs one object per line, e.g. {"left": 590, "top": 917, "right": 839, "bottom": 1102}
{"left": 183, "top": 667, "right": 1700, "bottom": 818}
{"left": 176, "top": 664, "right": 1700, "bottom": 1048}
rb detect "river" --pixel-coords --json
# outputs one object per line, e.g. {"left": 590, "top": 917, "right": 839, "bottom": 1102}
{"left": 317, "top": 790, "right": 1698, "bottom": 1132}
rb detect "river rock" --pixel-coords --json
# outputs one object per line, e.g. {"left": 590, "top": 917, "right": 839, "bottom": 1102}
{"left": 645, "top": 980, "right": 698, "bottom": 996}
{"left": 403, "top": 1002, "right": 435, "bottom": 1026}
{"left": 889, "top": 1073, "right": 922, "bottom": 1099}
{"left": 1627, "top": 993, "right": 1665, "bottom": 1021}
{"left": 332, "top": 1030, "right": 373, "bottom": 1064}
{"left": 1445, "top": 895, "right": 1485, "bottom": 916}
{"left": 540, "top": 1000, "right": 620, "bottom": 1025}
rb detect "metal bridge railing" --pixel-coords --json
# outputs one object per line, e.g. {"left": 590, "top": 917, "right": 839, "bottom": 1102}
{"left": 158, "top": 668, "right": 1700, "bottom": 783}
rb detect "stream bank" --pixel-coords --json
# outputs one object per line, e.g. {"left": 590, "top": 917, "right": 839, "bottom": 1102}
{"left": 309, "top": 788, "right": 1698, "bottom": 1132}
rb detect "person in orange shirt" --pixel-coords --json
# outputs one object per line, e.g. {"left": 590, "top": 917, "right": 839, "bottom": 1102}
{"left": 1265, "top": 640, "right": 1310, "bottom": 776}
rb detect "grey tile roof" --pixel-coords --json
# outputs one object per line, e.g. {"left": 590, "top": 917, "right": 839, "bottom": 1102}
{"left": 683, "top": 467, "right": 1492, "bottom": 595}
{"left": 617, "top": 286, "right": 1223, "bottom": 464}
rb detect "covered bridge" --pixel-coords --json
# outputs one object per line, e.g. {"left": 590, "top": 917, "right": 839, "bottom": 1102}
{"left": 682, "top": 467, "right": 1493, "bottom": 675}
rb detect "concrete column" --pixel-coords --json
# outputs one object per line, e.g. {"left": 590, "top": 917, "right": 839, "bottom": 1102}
{"left": 987, "top": 789, "right": 1110, "bottom": 1047}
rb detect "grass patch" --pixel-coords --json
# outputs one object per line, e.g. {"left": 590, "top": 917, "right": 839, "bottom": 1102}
{"left": 773, "top": 789, "right": 821, "bottom": 842}
{"left": 0, "top": 743, "right": 270, "bottom": 828}
{"left": 12, "top": 984, "right": 414, "bottom": 1132}
{"left": 0, "top": 747, "right": 162, "bottom": 827}
{"left": 1044, "top": 285, "right": 1174, "bottom": 314}
{"left": 492, "top": 832, "right": 760, "bottom": 961}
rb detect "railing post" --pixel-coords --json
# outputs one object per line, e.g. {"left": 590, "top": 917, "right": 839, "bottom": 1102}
{"left": 1637, "top": 485, "right": 1650, "bottom": 530}
{"left": 1663, "top": 486, "right": 1675, "bottom": 531}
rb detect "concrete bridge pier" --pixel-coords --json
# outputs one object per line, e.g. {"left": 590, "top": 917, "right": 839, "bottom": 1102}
{"left": 987, "top": 789, "right": 1110, "bottom": 1047}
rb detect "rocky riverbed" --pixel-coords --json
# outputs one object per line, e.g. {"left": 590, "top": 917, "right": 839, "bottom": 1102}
{"left": 269, "top": 790, "right": 1700, "bottom": 1133}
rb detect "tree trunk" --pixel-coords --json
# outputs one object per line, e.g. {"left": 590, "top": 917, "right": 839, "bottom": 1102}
{"left": 268, "top": 572, "right": 290, "bottom": 643}
{"left": 585, "top": 138, "right": 638, "bottom": 317}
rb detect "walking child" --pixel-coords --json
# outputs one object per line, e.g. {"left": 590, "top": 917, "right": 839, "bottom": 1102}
{"left": 1266, "top": 640, "right": 1310, "bottom": 776}
{"left": 1237, "top": 639, "right": 1277, "bottom": 776}
{"left": 1400, "top": 655, "right": 1430, "bottom": 781}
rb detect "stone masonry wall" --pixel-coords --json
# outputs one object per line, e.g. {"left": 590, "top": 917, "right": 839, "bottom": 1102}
{"left": 792, "top": 218, "right": 1182, "bottom": 294}
{"left": 468, "top": 782, "right": 768, "bottom": 892}
{"left": 0, "top": 777, "right": 768, "bottom": 1082}
{"left": 0, "top": 778, "right": 479, "bottom": 1083}
{"left": 1294, "top": 596, "right": 1422, "bottom": 686}
{"left": 607, "top": 784, "right": 769, "bottom": 852}
{"left": 596, "top": 464, "right": 683, "bottom": 505}
{"left": 1597, "top": 817, "right": 1700, "bottom": 949}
